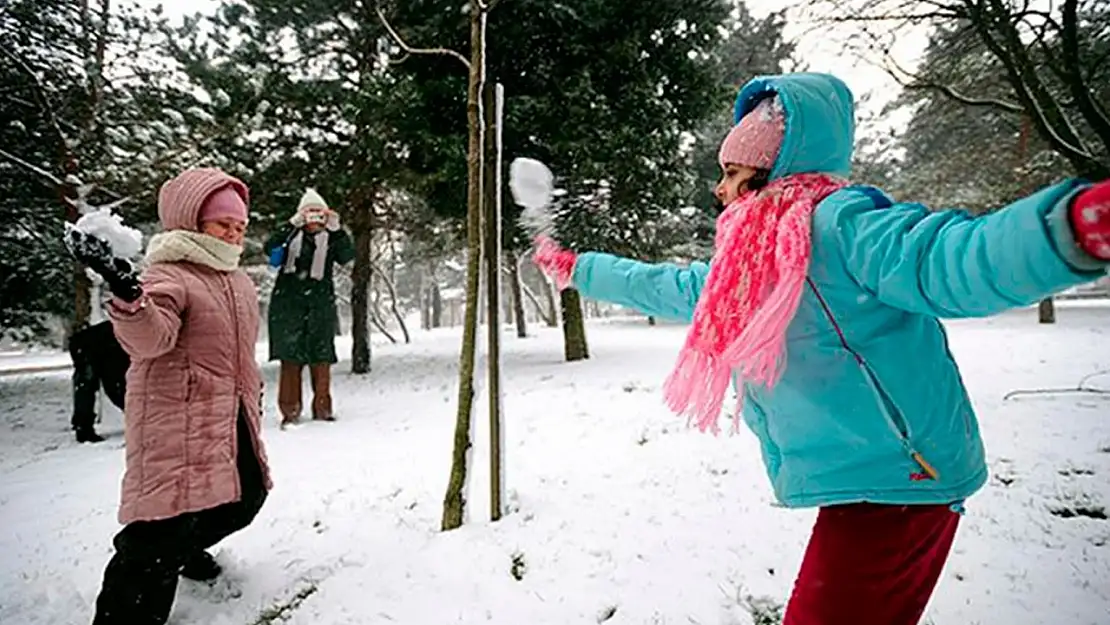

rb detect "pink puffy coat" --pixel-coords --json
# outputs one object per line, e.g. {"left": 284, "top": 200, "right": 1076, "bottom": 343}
{"left": 109, "top": 169, "right": 272, "bottom": 524}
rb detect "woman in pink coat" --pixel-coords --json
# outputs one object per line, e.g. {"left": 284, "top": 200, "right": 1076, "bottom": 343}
{"left": 69, "top": 167, "right": 273, "bottom": 625}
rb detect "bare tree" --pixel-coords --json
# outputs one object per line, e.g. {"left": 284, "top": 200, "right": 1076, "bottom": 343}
{"left": 799, "top": 0, "right": 1109, "bottom": 179}
{"left": 379, "top": 0, "right": 499, "bottom": 531}
{"left": 800, "top": 0, "right": 1108, "bottom": 324}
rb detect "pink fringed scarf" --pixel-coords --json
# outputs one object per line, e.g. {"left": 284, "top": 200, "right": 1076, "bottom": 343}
{"left": 662, "top": 172, "right": 848, "bottom": 434}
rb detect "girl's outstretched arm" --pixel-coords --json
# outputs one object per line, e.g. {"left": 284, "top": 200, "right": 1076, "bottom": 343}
{"left": 533, "top": 237, "right": 709, "bottom": 322}
{"left": 823, "top": 180, "right": 1109, "bottom": 318}
{"left": 574, "top": 252, "right": 710, "bottom": 322}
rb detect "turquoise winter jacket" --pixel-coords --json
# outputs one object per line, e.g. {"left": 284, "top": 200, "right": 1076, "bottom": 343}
{"left": 573, "top": 73, "right": 1107, "bottom": 509}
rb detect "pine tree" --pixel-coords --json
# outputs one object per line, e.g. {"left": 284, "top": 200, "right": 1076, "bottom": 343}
{"left": 0, "top": 0, "right": 214, "bottom": 340}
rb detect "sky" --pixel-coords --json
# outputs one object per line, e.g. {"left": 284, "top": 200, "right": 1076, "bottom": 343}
{"left": 150, "top": 0, "right": 931, "bottom": 136}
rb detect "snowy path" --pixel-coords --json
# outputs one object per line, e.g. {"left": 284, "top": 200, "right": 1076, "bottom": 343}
{"left": 1, "top": 310, "right": 1108, "bottom": 625}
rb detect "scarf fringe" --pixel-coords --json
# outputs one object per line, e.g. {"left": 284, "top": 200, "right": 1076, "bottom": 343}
{"left": 722, "top": 268, "right": 806, "bottom": 386}
{"left": 662, "top": 349, "right": 733, "bottom": 435}
{"left": 661, "top": 173, "right": 848, "bottom": 434}
{"left": 663, "top": 269, "right": 807, "bottom": 436}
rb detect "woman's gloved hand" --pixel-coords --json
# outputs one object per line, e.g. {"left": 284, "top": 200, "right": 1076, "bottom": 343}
{"left": 65, "top": 228, "right": 143, "bottom": 303}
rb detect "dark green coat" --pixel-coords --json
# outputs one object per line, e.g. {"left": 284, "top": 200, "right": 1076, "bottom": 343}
{"left": 264, "top": 225, "right": 355, "bottom": 364}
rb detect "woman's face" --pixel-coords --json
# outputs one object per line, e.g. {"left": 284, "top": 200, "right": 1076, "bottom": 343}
{"left": 715, "top": 163, "right": 758, "bottom": 206}
{"left": 201, "top": 218, "right": 248, "bottom": 246}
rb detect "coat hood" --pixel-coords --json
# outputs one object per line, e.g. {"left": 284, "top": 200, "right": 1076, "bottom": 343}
{"left": 733, "top": 72, "right": 856, "bottom": 180}
{"left": 157, "top": 168, "right": 249, "bottom": 232}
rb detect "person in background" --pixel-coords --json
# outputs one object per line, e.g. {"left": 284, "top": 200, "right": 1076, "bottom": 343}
{"left": 532, "top": 72, "right": 1110, "bottom": 625}
{"left": 68, "top": 167, "right": 272, "bottom": 625}
{"left": 264, "top": 188, "right": 354, "bottom": 427}
{"left": 67, "top": 317, "right": 129, "bottom": 443}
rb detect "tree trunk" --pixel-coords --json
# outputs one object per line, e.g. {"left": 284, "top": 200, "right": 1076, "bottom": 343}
{"left": 431, "top": 281, "right": 443, "bottom": 328}
{"left": 483, "top": 81, "right": 505, "bottom": 522}
{"left": 350, "top": 207, "right": 374, "bottom": 374}
{"left": 541, "top": 276, "right": 559, "bottom": 327}
{"left": 418, "top": 268, "right": 430, "bottom": 330}
{"left": 442, "top": 0, "right": 487, "bottom": 533}
{"left": 505, "top": 249, "right": 527, "bottom": 338}
{"left": 1038, "top": 297, "right": 1056, "bottom": 324}
{"left": 561, "top": 288, "right": 589, "bottom": 362}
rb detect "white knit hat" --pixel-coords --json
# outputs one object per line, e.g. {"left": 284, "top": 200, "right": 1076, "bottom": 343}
{"left": 297, "top": 188, "right": 328, "bottom": 213}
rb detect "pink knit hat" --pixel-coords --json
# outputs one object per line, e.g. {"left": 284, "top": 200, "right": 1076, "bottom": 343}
{"left": 718, "top": 96, "right": 785, "bottom": 170}
{"left": 198, "top": 186, "right": 249, "bottom": 225}
{"left": 157, "top": 168, "right": 249, "bottom": 232}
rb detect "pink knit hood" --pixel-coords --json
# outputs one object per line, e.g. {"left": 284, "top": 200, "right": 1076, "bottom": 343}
{"left": 157, "top": 168, "right": 249, "bottom": 232}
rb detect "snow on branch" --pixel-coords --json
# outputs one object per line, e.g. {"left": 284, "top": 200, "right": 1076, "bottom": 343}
{"left": 0, "top": 47, "right": 73, "bottom": 151}
{"left": 0, "top": 148, "right": 63, "bottom": 187}
{"left": 375, "top": 5, "right": 471, "bottom": 71}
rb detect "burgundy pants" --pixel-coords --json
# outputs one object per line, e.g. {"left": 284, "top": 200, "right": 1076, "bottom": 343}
{"left": 784, "top": 503, "right": 960, "bottom": 625}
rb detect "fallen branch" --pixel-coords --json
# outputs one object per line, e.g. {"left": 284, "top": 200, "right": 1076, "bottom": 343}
{"left": 1003, "top": 370, "right": 1110, "bottom": 400}
{"left": 247, "top": 581, "right": 319, "bottom": 625}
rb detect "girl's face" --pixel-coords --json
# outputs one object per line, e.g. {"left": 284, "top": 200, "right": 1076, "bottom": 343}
{"left": 201, "top": 218, "right": 248, "bottom": 246}
{"left": 715, "top": 163, "right": 758, "bottom": 206}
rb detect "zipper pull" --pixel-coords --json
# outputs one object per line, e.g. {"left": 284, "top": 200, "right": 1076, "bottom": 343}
{"left": 911, "top": 451, "right": 940, "bottom": 481}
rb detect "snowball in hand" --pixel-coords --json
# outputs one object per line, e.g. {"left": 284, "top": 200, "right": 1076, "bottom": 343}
{"left": 509, "top": 158, "right": 554, "bottom": 210}
{"left": 72, "top": 208, "right": 143, "bottom": 259}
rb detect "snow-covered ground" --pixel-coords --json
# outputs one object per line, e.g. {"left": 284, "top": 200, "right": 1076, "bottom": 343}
{"left": 1, "top": 307, "right": 1108, "bottom": 625}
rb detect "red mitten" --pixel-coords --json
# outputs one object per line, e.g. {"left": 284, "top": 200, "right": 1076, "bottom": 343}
{"left": 532, "top": 235, "right": 577, "bottom": 290}
{"left": 1071, "top": 180, "right": 1110, "bottom": 260}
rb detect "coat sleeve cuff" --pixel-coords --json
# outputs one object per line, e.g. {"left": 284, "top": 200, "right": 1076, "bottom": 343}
{"left": 1046, "top": 184, "right": 1110, "bottom": 273}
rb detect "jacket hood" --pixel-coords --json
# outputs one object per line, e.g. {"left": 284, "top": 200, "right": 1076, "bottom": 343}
{"left": 157, "top": 168, "right": 249, "bottom": 232}
{"left": 733, "top": 72, "right": 856, "bottom": 180}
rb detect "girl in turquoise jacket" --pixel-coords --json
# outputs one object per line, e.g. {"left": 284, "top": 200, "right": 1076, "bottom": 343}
{"left": 532, "top": 72, "right": 1110, "bottom": 625}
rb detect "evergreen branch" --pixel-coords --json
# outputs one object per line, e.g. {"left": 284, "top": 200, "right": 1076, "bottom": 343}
{"left": 375, "top": 5, "right": 471, "bottom": 71}
{"left": 0, "top": 45, "right": 73, "bottom": 158}
{"left": 0, "top": 148, "right": 63, "bottom": 187}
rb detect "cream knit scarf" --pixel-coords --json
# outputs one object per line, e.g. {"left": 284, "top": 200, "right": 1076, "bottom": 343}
{"left": 145, "top": 230, "right": 242, "bottom": 271}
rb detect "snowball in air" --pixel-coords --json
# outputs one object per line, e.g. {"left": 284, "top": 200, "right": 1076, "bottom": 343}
{"left": 72, "top": 208, "right": 143, "bottom": 259}
{"left": 509, "top": 158, "right": 554, "bottom": 210}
